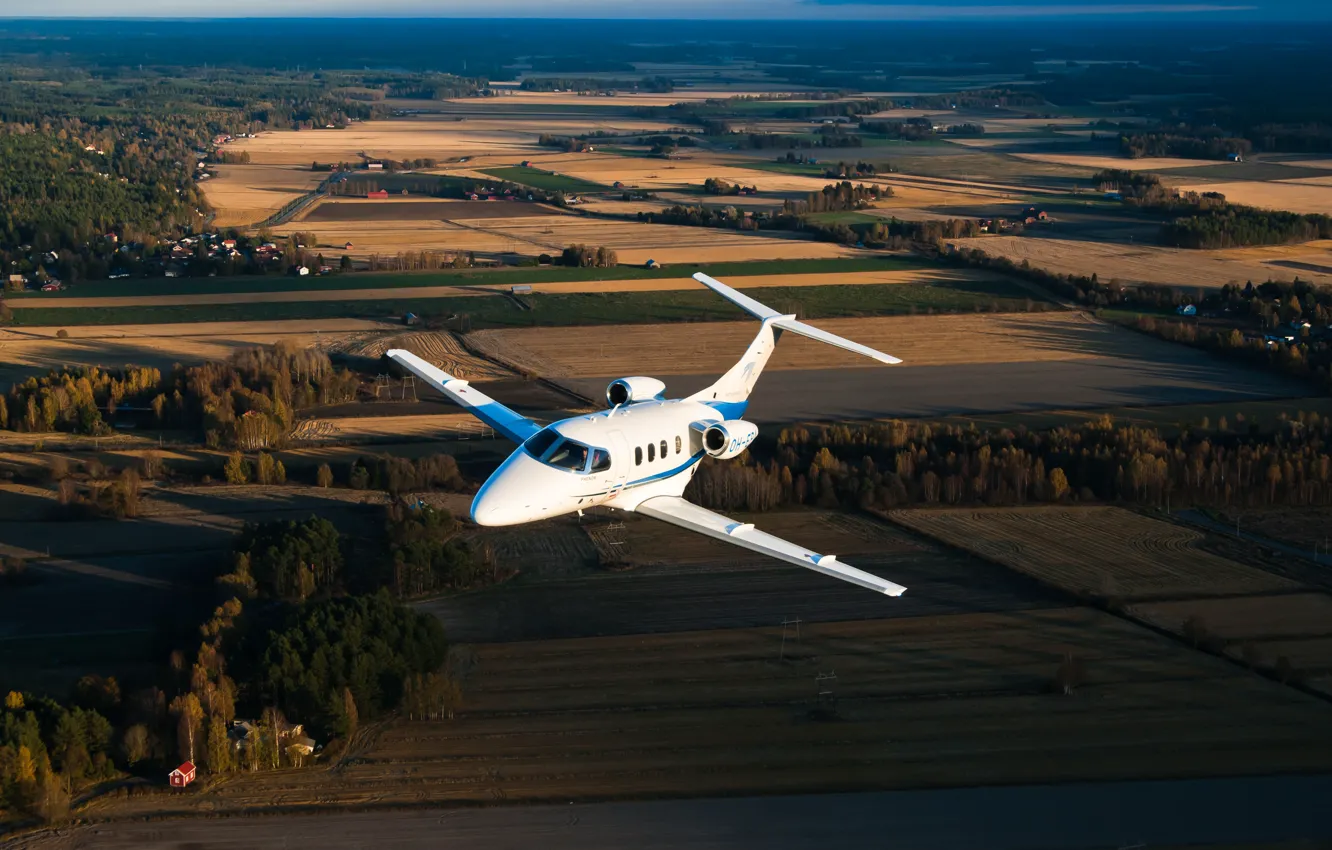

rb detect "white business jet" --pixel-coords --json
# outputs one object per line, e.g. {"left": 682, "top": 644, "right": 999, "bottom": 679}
{"left": 387, "top": 272, "right": 907, "bottom": 596}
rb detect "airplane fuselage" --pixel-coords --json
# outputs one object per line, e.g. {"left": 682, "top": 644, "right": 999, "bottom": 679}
{"left": 469, "top": 396, "right": 744, "bottom": 526}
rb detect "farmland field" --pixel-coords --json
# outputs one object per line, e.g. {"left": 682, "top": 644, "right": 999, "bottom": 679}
{"left": 954, "top": 236, "right": 1332, "bottom": 289}
{"left": 1175, "top": 180, "right": 1332, "bottom": 215}
{"left": 275, "top": 215, "right": 858, "bottom": 265}
{"left": 6, "top": 269, "right": 1010, "bottom": 312}
{"left": 0, "top": 318, "right": 394, "bottom": 386}
{"left": 334, "top": 329, "right": 514, "bottom": 380}
{"left": 302, "top": 198, "right": 564, "bottom": 221}
{"left": 66, "top": 608, "right": 1332, "bottom": 822}
{"left": 5, "top": 278, "right": 1046, "bottom": 329}
{"left": 480, "top": 165, "right": 606, "bottom": 193}
{"left": 469, "top": 312, "right": 1101, "bottom": 379}
{"left": 199, "top": 163, "right": 325, "bottom": 227}
{"left": 887, "top": 506, "right": 1297, "bottom": 600}
{"left": 1127, "top": 593, "right": 1332, "bottom": 677}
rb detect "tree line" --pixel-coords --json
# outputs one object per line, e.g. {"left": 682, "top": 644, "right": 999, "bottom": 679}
{"left": 688, "top": 412, "right": 1332, "bottom": 515}
{"left": 5, "top": 343, "right": 359, "bottom": 450}
{"left": 1095, "top": 169, "right": 1332, "bottom": 249}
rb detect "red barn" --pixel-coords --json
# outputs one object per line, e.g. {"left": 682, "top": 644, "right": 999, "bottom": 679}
{"left": 367, "top": 190, "right": 389, "bottom": 199}
{"left": 169, "top": 761, "right": 196, "bottom": 788}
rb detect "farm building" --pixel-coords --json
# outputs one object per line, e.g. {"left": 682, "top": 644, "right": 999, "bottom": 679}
{"left": 367, "top": 162, "right": 384, "bottom": 170}
{"left": 169, "top": 762, "right": 196, "bottom": 788}
{"left": 367, "top": 190, "right": 390, "bottom": 199}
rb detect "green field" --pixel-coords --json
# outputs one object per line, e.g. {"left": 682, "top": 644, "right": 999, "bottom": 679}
{"left": 803, "top": 210, "right": 885, "bottom": 225}
{"left": 10, "top": 276, "right": 1052, "bottom": 328}
{"left": 739, "top": 160, "right": 827, "bottom": 177}
{"left": 479, "top": 165, "right": 605, "bottom": 194}
{"left": 12, "top": 256, "right": 929, "bottom": 300}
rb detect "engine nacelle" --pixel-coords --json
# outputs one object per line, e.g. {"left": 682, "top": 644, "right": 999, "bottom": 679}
{"left": 606, "top": 376, "right": 666, "bottom": 406}
{"left": 701, "top": 419, "right": 759, "bottom": 460}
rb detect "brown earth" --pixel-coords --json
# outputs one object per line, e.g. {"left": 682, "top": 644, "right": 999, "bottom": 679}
{"left": 68, "top": 607, "right": 1332, "bottom": 823}
{"left": 467, "top": 312, "right": 1109, "bottom": 379}
{"left": 888, "top": 506, "right": 1297, "bottom": 600}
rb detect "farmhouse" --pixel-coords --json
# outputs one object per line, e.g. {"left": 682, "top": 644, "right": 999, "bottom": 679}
{"left": 169, "top": 762, "right": 196, "bottom": 788}
{"left": 367, "top": 190, "right": 390, "bottom": 199}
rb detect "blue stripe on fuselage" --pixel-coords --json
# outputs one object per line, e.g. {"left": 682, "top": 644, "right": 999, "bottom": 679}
{"left": 575, "top": 450, "right": 705, "bottom": 498}
{"left": 704, "top": 399, "right": 748, "bottom": 420}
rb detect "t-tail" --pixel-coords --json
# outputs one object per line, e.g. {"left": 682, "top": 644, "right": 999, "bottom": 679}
{"left": 687, "top": 272, "right": 902, "bottom": 405}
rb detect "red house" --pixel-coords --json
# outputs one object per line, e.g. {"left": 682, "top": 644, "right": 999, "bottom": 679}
{"left": 169, "top": 761, "right": 196, "bottom": 788}
{"left": 367, "top": 190, "right": 389, "bottom": 199}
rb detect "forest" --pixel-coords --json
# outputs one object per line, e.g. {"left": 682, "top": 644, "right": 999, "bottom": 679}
{"left": 1160, "top": 207, "right": 1332, "bottom": 250}
{"left": 3, "top": 344, "right": 360, "bottom": 449}
{"left": 689, "top": 412, "right": 1332, "bottom": 515}
{"left": 0, "top": 64, "right": 477, "bottom": 284}
{"left": 1, "top": 502, "right": 474, "bottom": 827}
{"left": 1092, "top": 169, "right": 1332, "bottom": 248}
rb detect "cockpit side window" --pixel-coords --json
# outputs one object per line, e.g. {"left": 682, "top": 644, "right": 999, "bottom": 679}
{"left": 546, "top": 439, "right": 589, "bottom": 471}
{"left": 590, "top": 449, "right": 611, "bottom": 472}
{"left": 523, "top": 428, "right": 559, "bottom": 460}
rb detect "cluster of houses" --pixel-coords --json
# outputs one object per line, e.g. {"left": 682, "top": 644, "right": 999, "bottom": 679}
{"left": 978, "top": 207, "right": 1049, "bottom": 233}
{"left": 168, "top": 719, "right": 318, "bottom": 788}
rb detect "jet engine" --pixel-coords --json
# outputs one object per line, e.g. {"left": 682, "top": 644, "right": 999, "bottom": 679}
{"left": 606, "top": 376, "right": 666, "bottom": 406}
{"left": 701, "top": 419, "right": 759, "bottom": 460}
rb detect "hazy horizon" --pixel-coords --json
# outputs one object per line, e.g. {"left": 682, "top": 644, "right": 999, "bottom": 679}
{"left": 2, "top": 0, "right": 1326, "bottom": 21}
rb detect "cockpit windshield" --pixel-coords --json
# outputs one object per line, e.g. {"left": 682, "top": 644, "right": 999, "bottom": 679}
{"left": 546, "top": 439, "right": 589, "bottom": 471}
{"left": 522, "top": 427, "right": 610, "bottom": 474}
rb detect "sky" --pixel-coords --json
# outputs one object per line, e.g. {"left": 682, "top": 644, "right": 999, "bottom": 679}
{"left": 3, "top": 0, "right": 1323, "bottom": 18}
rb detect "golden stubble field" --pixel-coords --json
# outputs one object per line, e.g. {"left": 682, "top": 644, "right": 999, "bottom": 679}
{"left": 887, "top": 506, "right": 1297, "bottom": 600}
{"left": 0, "top": 319, "right": 395, "bottom": 385}
{"left": 335, "top": 329, "right": 514, "bottom": 381}
{"left": 956, "top": 236, "right": 1332, "bottom": 289}
{"left": 1177, "top": 180, "right": 1332, "bottom": 215}
{"left": 467, "top": 312, "right": 1110, "bottom": 379}
{"left": 73, "top": 607, "right": 1332, "bottom": 822}
{"left": 224, "top": 117, "right": 684, "bottom": 167}
{"left": 200, "top": 163, "right": 326, "bottom": 227}
{"left": 278, "top": 215, "right": 855, "bottom": 265}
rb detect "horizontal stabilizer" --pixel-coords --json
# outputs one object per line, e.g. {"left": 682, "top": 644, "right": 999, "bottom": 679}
{"left": 386, "top": 349, "right": 541, "bottom": 444}
{"left": 692, "top": 272, "right": 902, "bottom": 365}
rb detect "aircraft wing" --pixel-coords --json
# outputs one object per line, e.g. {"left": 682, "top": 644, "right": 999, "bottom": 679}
{"left": 386, "top": 349, "right": 542, "bottom": 443}
{"left": 634, "top": 495, "right": 907, "bottom": 596}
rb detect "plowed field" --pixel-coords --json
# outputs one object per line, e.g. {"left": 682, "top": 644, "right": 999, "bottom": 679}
{"left": 888, "top": 506, "right": 1296, "bottom": 600}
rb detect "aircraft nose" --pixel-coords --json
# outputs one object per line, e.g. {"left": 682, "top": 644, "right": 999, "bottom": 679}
{"left": 470, "top": 452, "right": 549, "bottom": 526}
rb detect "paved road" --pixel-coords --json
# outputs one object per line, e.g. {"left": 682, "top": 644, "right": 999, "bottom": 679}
{"left": 11, "top": 774, "right": 1331, "bottom": 849}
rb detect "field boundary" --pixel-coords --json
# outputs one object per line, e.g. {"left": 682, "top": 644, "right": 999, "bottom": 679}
{"left": 878, "top": 505, "right": 1332, "bottom": 705}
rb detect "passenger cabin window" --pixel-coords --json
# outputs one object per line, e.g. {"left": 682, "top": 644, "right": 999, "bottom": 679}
{"left": 635, "top": 447, "right": 643, "bottom": 466}
{"left": 648, "top": 443, "right": 656, "bottom": 462}
{"left": 675, "top": 436, "right": 682, "bottom": 454}
{"left": 660, "top": 440, "right": 668, "bottom": 459}
{"left": 591, "top": 449, "right": 611, "bottom": 472}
